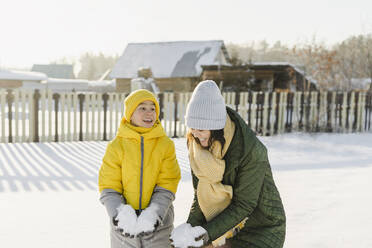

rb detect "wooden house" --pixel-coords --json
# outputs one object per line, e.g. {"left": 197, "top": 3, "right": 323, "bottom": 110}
{"left": 201, "top": 62, "right": 317, "bottom": 92}
{"left": 249, "top": 62, "right": 317, "bottom": 92}
{"left": 200, "top": 64, "right": 252, "bottom": 91}
{"left": 110, "top": 40, "right": 231, "bottom": 92}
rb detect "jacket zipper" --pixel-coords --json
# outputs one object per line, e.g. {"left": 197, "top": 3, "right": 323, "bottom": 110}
{"left": 139, "top": 136, "right": 144, "bottom": 212}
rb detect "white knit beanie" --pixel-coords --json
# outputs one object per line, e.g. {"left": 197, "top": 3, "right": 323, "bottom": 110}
{"left": 185, "top": 80, "right": 226, "bottom": 130}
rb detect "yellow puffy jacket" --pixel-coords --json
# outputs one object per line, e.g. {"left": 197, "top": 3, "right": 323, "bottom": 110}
{"left": 98, "top": 118, "right": 181, "bottom": 210}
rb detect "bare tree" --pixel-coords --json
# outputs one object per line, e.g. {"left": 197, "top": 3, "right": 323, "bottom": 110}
{"left": 224, "top": 34, "right": 372, "bottom": 91}
{"left": 77, "top": 52, "right": 119, "bottom": 80}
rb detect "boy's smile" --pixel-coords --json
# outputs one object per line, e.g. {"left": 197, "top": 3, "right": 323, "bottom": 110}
{"left": 130, "top": 100, "right": 157, "bottom": 128}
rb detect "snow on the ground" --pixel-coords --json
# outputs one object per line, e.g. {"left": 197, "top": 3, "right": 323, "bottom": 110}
{"left": 1, "top": 133, "right": 372, "bottom": 247}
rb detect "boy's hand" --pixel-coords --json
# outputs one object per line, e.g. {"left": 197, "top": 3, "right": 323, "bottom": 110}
{"left": 114, "top": 204, "right": 138, "bottom": 238}
{"left": 170, "top": 223, "right": 208, "bottom": 248}
{"left": 135, "top": 204, "right": 161, "bottom": 237}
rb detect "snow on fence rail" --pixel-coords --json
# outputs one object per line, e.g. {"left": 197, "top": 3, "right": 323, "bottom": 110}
{"left": 0, "top": 89, "right": 371, "bottom": 143}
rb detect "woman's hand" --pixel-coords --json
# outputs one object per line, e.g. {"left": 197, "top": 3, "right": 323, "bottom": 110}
{"left": 170, "top": 223, "right": 208, "bottom": 248}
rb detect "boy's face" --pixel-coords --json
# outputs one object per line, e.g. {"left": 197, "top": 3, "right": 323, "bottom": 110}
{"left": 130, "top": 100, "right": 157, "bottom": 128}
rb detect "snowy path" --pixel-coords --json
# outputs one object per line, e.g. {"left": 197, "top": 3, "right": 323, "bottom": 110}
{"left": 1, "top": 133, "right": 372, "bottom": 247}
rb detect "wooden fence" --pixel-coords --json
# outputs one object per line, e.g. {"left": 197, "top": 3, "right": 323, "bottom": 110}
{"left": 0, "top": 89, "right": 371, "bottom": 143}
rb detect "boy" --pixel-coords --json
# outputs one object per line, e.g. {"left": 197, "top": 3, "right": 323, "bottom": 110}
{"left": 99, "top": 89, "right": 181, "bottom": 248}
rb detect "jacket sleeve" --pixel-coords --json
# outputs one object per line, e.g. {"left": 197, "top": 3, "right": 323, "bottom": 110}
{"left": 156, "top": 140, "right": 181, "bottom": 194}
{"left": 202, "top": 142, "right": 268, "bottom": 241}
{"left": 187, "top": 172, "right": 206, "bottom": 227}
{"left": 98, "top": 139, "right": 123, "bottom": 194}
{"left": 149, "top": 186, "right": 175, "bottom": 222}
{"left": 100, "top": 188, "right": 125, "bottom": 218}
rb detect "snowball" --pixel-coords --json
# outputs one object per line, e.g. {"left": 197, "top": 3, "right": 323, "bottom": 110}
{"left": 135, "top": 204, "right": 160, "bottom": 234}
{"left": 115, "top": 204, "right": 138, "bottom": 236}
{"left": 171, "top": 223, "right": 206, "bottom": 248}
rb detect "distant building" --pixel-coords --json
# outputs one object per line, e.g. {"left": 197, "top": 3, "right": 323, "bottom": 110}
{"left": 111, "top": 40, "right": 230, "bottom": 92}
{"left": 201, "top": 62, "right": 317, "bottom": 92}
{"left": 350, "top": 78, "right": 372, "bottom": 92}
{"left": 0, "top": 69, "right": 47, "bottom": 89}
{"left": 249, "top": 62, "right": 317, "bottom": 92}
{"left": 200, "top": 64, "right": 252, "bottom": 91}
{"left": 31, "top": 64, "right": 75, "bottom": 79}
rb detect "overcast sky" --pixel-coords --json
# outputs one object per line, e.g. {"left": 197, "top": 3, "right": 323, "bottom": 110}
{"left": 0, "top": 0, "right": 371, "bottom": 69}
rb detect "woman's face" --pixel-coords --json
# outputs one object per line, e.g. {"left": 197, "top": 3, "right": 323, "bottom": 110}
{"left": 190, "top": 129, "right": 211, "bottom": 148}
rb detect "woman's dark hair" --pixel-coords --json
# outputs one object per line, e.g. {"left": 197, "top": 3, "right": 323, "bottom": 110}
{"left": 187, "top": 129, "right": 225, "bottom": 151}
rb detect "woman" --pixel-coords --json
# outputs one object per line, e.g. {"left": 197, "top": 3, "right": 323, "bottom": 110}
{"left": 170, "top": 80, "right": 286, "bottom": 248}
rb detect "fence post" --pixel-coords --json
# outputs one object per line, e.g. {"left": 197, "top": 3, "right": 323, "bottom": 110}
{"left": 235, "top": 91, "right": 240, "bottom": 112}
{"left": 366, "top": 93, "right": 371, "bottom": 131}
{"left": 341, "top": 92, "right": 348, "bottom": 132}
{"left": 33, "top": 90, "right": 40, "bottom": 142}
{"left": 6, "top": 90, "right": 13, "bottom": 143}
{"left": 173, "top": 93, "right": 178, "bottom": 138}
{"left": 250, "top": 92, "right": 257, "bottom": 132}
{"left": 286, "top": 92, "right": 294, "bottom": 132}
{"left": 53, "top": 93, "right": 60, "bottom": 142}
{"left": 269, "top": 92, "right": 277, "bottom": 136}
{"left": 78, "top": 94, "right": 85, "bottom": 141}
{"left": 368, "top": 92, "right": 372, "bottom": 130}
{"left": 262, "top": 92, "right": 269, "bottom": 135}
{"left": 350, "top": 92, "right": 356, "bottom": 132}
{"left": 158, "top": 93, "right": 164, "bottom": 121}
{"left": 357, "top": 92, "right": 365, "bottom": 132}
{"left": 102, "top": 93, "right": 109, "bottom": 141}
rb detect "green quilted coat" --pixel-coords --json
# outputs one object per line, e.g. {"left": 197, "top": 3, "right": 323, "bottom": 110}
{"left": 187, "top": 107, "right": 286, "bottom": 248}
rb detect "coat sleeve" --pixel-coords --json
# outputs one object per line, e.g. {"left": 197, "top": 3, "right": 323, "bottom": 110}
{"left": 98, "top": 139, "right": 124, "bottom": 194}
{"left": 202, "top": 142, "right": 268, "bottom": 241}
{"left": 99, "top": 188, "right": 125, "bottom": 218}
{"left": 156, "top": 140, "right": 181, "bottom": 194}
{"left": 149, "top": 186, "right": 175, "bottom": 223}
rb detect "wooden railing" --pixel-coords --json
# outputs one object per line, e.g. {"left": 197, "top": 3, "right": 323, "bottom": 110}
{"left": 0, "top": 89, "right": 371, "bottom": 143}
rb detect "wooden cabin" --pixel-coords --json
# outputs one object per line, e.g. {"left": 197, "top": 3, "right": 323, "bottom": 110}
{"left": 110, "top": 40, "right": 231, "bottom": 92}
{"left": 200, "top": 65, "right": 252, "bottom": 91}
{"left": 250, "top": 62, "right": 317, "bottom": 92}
{"left": 201, "top": 62, "right": 317, "bottom": 92}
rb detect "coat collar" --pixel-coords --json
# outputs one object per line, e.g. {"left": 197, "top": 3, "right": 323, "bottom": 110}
{"left": 116, "top": 117, "right": 166, "bottom": 140}
{"left": 224, "top": 107, "right": 258, "bottom": 172}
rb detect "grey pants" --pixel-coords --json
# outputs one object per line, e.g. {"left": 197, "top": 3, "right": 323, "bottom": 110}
{"left": 110, "top": 206, "right": 174, "bottom": 248}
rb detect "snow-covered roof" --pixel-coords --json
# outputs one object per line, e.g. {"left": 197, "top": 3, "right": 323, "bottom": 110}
{"left": 44, "top": 78, "right": 89, "bottom": 92}
{"left": 0, "top": 69, "right": 47, "bottom": 81}
{"left": 32, "top": 64, "right": 75, "bottom": 79}
{"left": 110, "top": 40, "right": 230, "bottom": 79}
{"left": 351, "top": 78, "right": 372, "bottom": 90}
{"left": 88, "top": 80, "right": 115, "bottom": 87}
{"left": 47, "top": 78, "right": 88, "bottom": 84}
